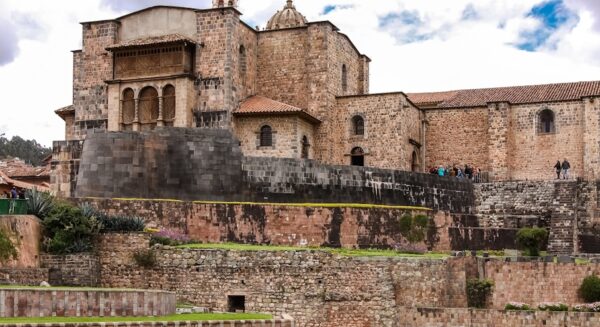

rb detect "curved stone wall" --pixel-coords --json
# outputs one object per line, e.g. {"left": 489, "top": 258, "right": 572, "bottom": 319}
{"left": 0, "top": 287, "right": 176, "bottom": 317}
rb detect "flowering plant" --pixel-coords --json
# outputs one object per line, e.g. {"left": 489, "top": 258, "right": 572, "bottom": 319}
{"left": 572, "top": 302, "right": 600, "bottom": 312}
{"left": 505, "top": 302, "right": 532, "bottom": 311}
{"left": 538, "top": 302, "right": 568, "bottom": 311}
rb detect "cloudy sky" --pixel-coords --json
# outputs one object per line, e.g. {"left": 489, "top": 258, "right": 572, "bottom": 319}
{"left": 1, "top": 0, "right": 600, "bottom": 146}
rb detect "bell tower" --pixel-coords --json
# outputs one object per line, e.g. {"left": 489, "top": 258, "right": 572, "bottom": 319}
{"left": 212, "top": 0, "right": 238, "bottom": 8}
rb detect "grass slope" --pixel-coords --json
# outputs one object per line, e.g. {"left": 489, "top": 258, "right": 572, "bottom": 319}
{"left": 179, "top": 243, "right": 449, "bottom": 259}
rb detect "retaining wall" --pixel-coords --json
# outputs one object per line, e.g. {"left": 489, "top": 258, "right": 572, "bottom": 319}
{"left": 40, "top": 254, "right": 100, "bottom": 287}
{"left": 0, "top": 287, "right": 176, "bottom": 318}
{"left": 0, "top": 320, "right": 294, "bottom": 327}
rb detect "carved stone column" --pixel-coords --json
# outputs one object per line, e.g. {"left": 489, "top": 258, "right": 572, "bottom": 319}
{"left": 133, "top": 98, "right": 140, "bottom": 131}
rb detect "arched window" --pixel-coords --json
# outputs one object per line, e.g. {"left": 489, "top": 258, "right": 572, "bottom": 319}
{"left": 239, "top": 45, "right": 247, "bottom": 87}
{"left": 351, "top": 147, "right": 364, "bottom": 166}
{"left": 121, "top": 88, "right": 135, "bottom": 131}
{"left": 342, "top": 64, "right": 348, "bottom": 92}
{"left": 260, "top": 125, "right": 272, "bottom": 147}
{"left": 352, "top": 115, "right": 364, "bottom": 136}
{"left": 139, "top": 86, "right": 159, "bottom": 131}
{"left": 301, "top": 136, "right": 310, "bottom": 159}
{"left": 539, "top": 109, "right": 555, "bottom": 134}
{"left": 163, "top": 85, "right": 176, "bottom": 127}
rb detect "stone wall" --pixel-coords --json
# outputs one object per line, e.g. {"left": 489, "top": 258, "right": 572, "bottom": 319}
{"left": 97, "top": 234, "right": 469, "bottom": 327}
{"left": 82, "top": 200, "right": 452, "bottom": 250}
{"left": 483, "top": 259, "right": 600, "bottom": 309}
{"left": 40, "top": 254, "right": 100, "bottom": 287}
{"left": 424, "top": 100, "right": 594, "bottom": 181}
{"left": 0, "top": 287, "right": 176, "bottom": 318}
{"left": 0, "top": 215, "right": 41, "bottom": 268}
{"left": 0, "top": 321, "right": 294, "bottom": 327}
{"left": 234, "top": 116, "right": 315, "bottom": 159}
{"left": 332, "top": 93, "right": 422, "bottom": 171}
{"left": 50, "top": 140, "right": 83, "bottom": 198}
{"left": 0, "top": 268, "right": 48, "bottom": 286}
{"left": 399, "top": 307, "right": 600, "bottom": 327}
{"left": 74, "top": 129, "right": 475, "bottom": 212}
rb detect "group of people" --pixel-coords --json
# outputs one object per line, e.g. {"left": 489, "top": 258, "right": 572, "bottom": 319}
{"left": 1, "top": 187, "right": 25, "bottom": 199}
{"left": 553, "top": 159, "right": 571, "bottom": 180}
{"left": 429, "top": 164, "right": 482, "bottom": 181}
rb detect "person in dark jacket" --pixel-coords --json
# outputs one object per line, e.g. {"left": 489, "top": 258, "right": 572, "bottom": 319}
{"left": 554, "top": 160, "right": 562, "bottom": 180}
{"left": 10, "top": 187, "right": 17, "bottom": 199}
{"left": 562, "top": 159, "right": 571, "bottom": 180}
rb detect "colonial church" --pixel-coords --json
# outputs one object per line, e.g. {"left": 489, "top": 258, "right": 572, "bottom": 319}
{"left": 54, "top": 0, "right": 600, "bottom": 196}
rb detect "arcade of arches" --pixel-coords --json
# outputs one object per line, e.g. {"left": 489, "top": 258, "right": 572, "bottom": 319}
{"left": 120, "top": 85, "right": 176, "bottom": 131}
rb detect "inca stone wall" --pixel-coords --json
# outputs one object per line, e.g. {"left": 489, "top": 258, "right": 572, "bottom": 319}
{"left": 50, "top": 140, "right": 83, "bottom": 198}
{"left": 0, "top": 321, "right": 294, "bottom": 327}
{"left": 97, "top": 233, "right": 470, "bottom": 327}
{"left": 40, "top": 254, "right": 100, "bottom": 287}
{"left": 483, "top": 259, "right": 600, "bottom": 309}
{"left": 399, "top": 307, "right": 600, "bottom": 327}
{"left": 79, "top": 199, "right": 452, "bottom": 250}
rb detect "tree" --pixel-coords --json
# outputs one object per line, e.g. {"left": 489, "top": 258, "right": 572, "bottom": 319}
{"left": 0, "top": 135, "right": 51, "bottom": 166}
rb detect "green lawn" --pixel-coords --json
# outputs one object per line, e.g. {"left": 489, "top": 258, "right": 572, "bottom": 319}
{"left": 0, "top": 313, "right": 273, "bottom": 324}
{"left": 178, "top": 243, "right": 449, "bottom": 259}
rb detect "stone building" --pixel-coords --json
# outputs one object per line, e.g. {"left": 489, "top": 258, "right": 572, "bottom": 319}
{"left": 53, "top": 0, "right": 600, "bottom": 196}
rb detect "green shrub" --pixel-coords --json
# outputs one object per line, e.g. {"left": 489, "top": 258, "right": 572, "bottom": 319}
{"left": 398, "top": 214, "right": 429, "bottom": 243}
{"left": 516, "top": 228, "right": 548, "bottom": 257}
{"left": 78, "top": 204, "right": 145, "bottom": 233}
{"left": 0, "top": 229, "right": 18, "bottom": 263}
{"left": 579, "top": 275, "right": 600, "bottom": 303}
{"left": 538, "top": 302, "right": 568, "bottom": 311}
{"left": 133, "top": 249, "right": 157, "bottom": 268}
{"left": 25, "top": 188, "right": 54, "bottom": 219}
{"left": 42, "top": 202, "right": 101, "bottom": 254}
{"left": 505, "top": 302, "right": 532, "bottom": 311}
{"left": 467, "top": 279, "right": 494, "bottom": 308}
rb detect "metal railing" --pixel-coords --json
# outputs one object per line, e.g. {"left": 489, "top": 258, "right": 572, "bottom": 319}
{"left": 0, "top": 199, "right": 28, "bottom": 215}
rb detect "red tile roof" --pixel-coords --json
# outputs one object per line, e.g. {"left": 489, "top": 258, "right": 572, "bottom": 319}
{"left": 0, "top": 159, "right": 50, "bottom": 178}
{"left": 407, "top": 81, "right": 600, "bottom": 109}
{"left": 235, "top": 96, "right": 321, "bottom": 123}
{"left": 106, "top": 34, "right": 196, "bottom": 51}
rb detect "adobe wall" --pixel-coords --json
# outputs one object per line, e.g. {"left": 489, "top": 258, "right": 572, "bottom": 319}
{"left": 399, "top": 307, "right": 600, "bottom": 327}
{"left": 97, "top": 233, "right": 470, "bottom": 327}
{"left": 332, "top": 93, "right": 422, "bottom": 171}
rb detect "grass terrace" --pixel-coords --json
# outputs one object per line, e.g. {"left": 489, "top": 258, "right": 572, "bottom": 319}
{"left": 178, "top": 243, "right": 450, "bottom": 259}
{"left": 0, "top": 313, "right": 273, "bottom": 324}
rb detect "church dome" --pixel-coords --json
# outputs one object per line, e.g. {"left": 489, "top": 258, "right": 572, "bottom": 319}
{"left": 265, "top": 0, "right": 308, "bottom": 30}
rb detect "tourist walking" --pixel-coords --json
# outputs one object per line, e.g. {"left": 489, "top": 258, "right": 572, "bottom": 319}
{"left": 554, "top": 160, "right": 562, "bottom": 180}
{"left": 562, "top": 159, "right": 571, "bottom": 179}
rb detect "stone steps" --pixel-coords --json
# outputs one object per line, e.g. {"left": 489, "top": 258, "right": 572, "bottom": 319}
{"left": 548, "top": 182, "right": 577, "bottom": 255}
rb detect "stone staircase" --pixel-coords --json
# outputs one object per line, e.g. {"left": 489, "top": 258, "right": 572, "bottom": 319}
{"left": 547, "top": 181, "right": 577, "bottom": 255}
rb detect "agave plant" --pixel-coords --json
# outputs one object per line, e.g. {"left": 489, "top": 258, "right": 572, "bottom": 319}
{"left": 25, "top": 188, "right": 55, "bottom": 219}
{"left": 98, "top": 215, "right": 145, "bottom": 233}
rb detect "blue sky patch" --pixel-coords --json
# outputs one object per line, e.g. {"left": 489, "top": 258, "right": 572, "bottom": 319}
{"left": 379, "top": 11, "right": 432, "bottom": 44}
{"left": 321, "top": 4, "right": 353, "bottom": 15}
{"left": 462, "top": 4, "right": 478, "bottom": 20}
{"left": 517, "top": 0, "right": 577, "bottom": 51}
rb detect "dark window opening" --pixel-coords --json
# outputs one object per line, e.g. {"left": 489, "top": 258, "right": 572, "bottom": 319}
{"left": 411, "top": 151, "right": 419, "bottom": 172}
{"left": 301, "top": 136, "right": 310, "bottom": 159}
{"left": 352, "top": 116, "right": 364, "bottom": 136}
{"left": 228, "top": 295, "right": 245, "bottom": 313}
{"left": 239, "top": 45, "right": 247, "bottom": 87}
{"left": 260, "top": 125, "right": 273, "bottom": 147}
{"left": 539, "top": 109, "right": 555, "bottom": 134}
{"left": 121, "top": 88, "right": 135, "bottom": 131}
{"left": 342, "top": 64, "right": 348, "bottom": 92}
{"left": 351, "top": 147, "right": 364, "bottom": 166}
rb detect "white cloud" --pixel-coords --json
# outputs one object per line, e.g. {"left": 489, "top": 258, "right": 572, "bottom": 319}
{"left": 1, "top": 0, "right": 600, "bottom": 147}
